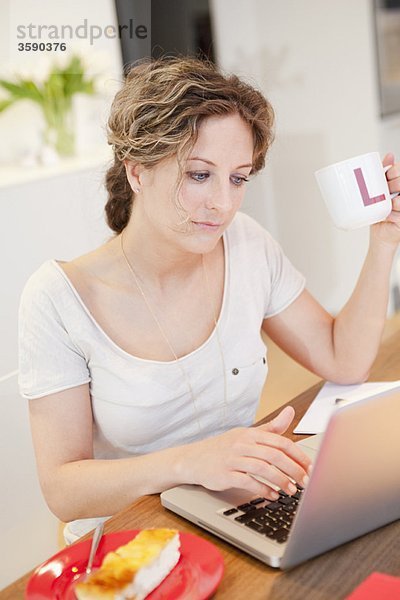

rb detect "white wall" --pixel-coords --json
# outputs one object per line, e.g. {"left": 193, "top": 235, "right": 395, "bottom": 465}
{"left": 0, "top": 0, "right": 121, "bottom": 590}
{"left": 211, "top": 0, "right": 393, "bottom": 314}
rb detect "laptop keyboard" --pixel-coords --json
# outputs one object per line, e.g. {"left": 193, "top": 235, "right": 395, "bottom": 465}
{"left": 220, "top": 486, "right": 304, "bottom": 544}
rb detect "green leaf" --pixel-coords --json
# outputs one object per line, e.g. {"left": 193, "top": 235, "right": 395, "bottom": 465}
{"left": 79, "top": 80, "right": 96, "bottom": 95}
{"left": 19, "top": 79, "right": 43, "bottom": 102}
{"left": 55, "top": 55, "right": 96, "bottom": 98}
{"left": 45, "top": 73, "right": 65, "bottom": 97}
{"left": 0, "top": 79, "right": 43, "bottom": 103}
{"left": 24, "top": 79, "right": 43, "bottom": 95}
{"left": 0, "top": 98, "right": 16, "bottom": 112}
{"left": 0, "top": 80, "right": 26, "bottom": 97}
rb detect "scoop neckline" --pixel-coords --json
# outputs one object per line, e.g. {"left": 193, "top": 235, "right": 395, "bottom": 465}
{"left": 51, "top": 232, "right": 230, "bottom": 365}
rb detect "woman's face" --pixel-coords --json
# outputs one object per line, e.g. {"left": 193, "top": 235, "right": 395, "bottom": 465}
{"left": 132, "top": 112, "right": 254, "bottom": 255}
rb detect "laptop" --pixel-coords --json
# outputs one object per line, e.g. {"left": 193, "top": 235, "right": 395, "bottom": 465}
{"left": 161, "top": 388, "right": 400, "bottom": 569}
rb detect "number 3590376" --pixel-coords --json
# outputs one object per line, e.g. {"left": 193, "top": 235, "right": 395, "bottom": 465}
{"left": 18, "top": 42, "right": 67, "bottom": 51}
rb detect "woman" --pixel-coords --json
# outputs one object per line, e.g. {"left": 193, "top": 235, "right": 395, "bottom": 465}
{"left": 18, "top": 57, "right": 400, "bottom": 542}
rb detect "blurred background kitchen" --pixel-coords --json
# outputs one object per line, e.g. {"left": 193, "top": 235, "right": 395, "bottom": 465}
{"left": 1, "top": 0, "right": 400, "bottom": 590}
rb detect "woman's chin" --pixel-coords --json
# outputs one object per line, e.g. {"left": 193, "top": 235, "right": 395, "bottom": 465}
{"left": 183, "top": 232, "right": 222, "bottom": 255}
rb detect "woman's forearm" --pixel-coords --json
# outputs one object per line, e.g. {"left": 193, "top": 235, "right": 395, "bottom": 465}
{"left": 43, "top": 416, "right": 313, "bottom": 524}
{"left": 45, "top": 443, "right": 192, "bottom": 522}
{"left": 332, "top": 235, "right": 397, "bottom": 381}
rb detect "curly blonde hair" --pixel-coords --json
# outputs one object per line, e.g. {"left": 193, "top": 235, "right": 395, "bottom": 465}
{"left": 105, "top": 56, "right": 275, "bottom": 233}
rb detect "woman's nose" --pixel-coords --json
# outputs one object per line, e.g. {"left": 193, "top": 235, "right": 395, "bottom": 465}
{"left": 205, "top": 182, "right": 233, "bottom": 212}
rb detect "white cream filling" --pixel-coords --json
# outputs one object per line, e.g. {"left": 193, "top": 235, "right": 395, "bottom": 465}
{"left": 115, "top": 533, "right": 181, "bottom": 600}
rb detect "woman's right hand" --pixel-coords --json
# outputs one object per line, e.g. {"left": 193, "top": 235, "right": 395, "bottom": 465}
{"left": 184, "top": 406, "right": 312, "bottom": 499}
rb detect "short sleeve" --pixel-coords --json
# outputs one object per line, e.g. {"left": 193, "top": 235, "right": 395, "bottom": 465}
{"left": 18, "top": 269, "right": 91, "bottom": 399}
{"left": 263, "top": 230, "right": 306, "bottom": 319}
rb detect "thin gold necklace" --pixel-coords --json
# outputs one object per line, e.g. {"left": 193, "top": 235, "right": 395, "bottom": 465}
{"left": 120, "top": 232, "right": 228, "bottom": 433}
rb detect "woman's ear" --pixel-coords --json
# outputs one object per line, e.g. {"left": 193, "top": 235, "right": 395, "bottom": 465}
{"left": 124, "top": 160, "right": 145, "bottom": 194}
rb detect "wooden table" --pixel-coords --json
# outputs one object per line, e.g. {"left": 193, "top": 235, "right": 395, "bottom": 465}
{"left": 2, "top": 330, "right": 400, "bottom": 600}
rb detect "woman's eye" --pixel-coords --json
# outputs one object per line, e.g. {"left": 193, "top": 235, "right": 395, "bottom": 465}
{"left": 231, "top": 175, "right": 249, "bottom": 186}
{"left": 188, "top": 171, "right": 210, "bottom": 182}
{"left": 187, "top": 171, "right": 249, "bottom": 186}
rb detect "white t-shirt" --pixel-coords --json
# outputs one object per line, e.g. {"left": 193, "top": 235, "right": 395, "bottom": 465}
{"left": 18, "top": 211, "right": 305, "bottom": 541}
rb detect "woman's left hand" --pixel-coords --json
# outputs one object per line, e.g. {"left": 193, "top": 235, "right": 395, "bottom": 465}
{"left": 371, "top": 153, "right": 400, "bottom": 246}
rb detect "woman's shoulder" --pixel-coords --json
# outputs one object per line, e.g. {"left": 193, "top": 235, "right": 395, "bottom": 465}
{"left": 24, "top": 237, "right": 117, "bottom": 301}
{"left": 19, "top": 260, "right": 70, "bottom": 323}
{"left": 20, "top": 243, "right": 107, "bottom": 303}
{"left": 57, "top": 237, "right": 119, "bottom": 288}
{"left": 228, "top": 211, "right": 274, "bottom": 244}
{"left": 22, "top": 260, "right": 64, "bottom": 298}
{"left": 227, "top": 212, "right": 291, "bottom": 269}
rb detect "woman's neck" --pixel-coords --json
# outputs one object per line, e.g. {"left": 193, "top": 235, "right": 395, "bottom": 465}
{"left": 119, "top": 216, "right": 205, "bottom": 290}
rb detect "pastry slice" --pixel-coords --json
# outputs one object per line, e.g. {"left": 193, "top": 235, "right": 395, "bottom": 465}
{"left": 75, "top": 528, "right": 180, "bottom": 600}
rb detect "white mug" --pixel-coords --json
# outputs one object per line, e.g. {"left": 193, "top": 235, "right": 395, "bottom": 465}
{"left": 314, "top": 152, "right": 394, "bottom": 230}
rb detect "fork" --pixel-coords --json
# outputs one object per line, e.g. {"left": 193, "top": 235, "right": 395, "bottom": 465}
{"left": 85, "top": 521, "right": 105, "bottom": 576}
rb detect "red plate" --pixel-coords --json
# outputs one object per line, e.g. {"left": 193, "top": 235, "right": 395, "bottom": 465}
{"left": 25, "top": 529, "right": 224, "bottom": 599}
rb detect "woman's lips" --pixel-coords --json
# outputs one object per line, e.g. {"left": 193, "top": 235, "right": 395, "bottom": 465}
{"left": 192, "top": 221, "right": 222, "bottom": 231}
